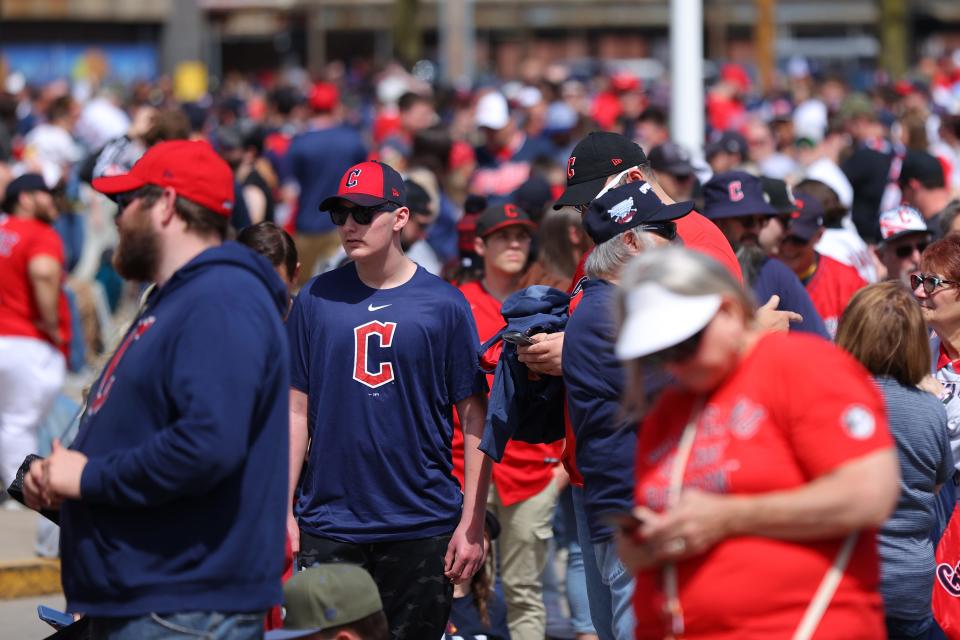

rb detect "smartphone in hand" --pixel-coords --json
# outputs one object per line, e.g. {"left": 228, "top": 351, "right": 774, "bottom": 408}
{"left": 38, "top": 605, "right": 74, "bottom": 629}
{"left": 502, "top": 331, "right": 536, "bottom": 346}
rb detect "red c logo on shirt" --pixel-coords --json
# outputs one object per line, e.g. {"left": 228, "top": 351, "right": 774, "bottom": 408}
{"left": 728, "top": 180, "right": 744, "bottom": 202}
{"left": 345, "top": 169, "right": 362, "bottom": 189}
{"left": 89, "top": 316, "right": 156, "bottom": 416}
{"left": 353, "top": 321, "right": 397, "bottom": 389}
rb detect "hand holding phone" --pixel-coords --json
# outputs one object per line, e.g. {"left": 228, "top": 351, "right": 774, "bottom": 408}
{"left": 502, "top": 330, "right": 536, "bottom": 346}
{"left": 37, "top": 605, "right": 74, "bottom": 630}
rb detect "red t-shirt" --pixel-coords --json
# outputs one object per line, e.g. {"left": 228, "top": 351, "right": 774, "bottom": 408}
{"left": 677, "top": 211, "right": 744, "bottom": 284}
{"left": 633, "top": 333, "right": 891, "bottom": 640}
{"left": 451, "top": 280, "right": 562, "bottom": 506}
{"left": 0, "top": 215, "right": 70, "bottom": 355}
{"left": 806, "top": 254, "right": 867, "bottom": 340}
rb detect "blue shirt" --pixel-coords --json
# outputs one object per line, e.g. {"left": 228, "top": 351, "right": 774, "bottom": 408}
{"left": 64, "top": 243, "right": 291, "bottom": 617}
{"left": 288, "top": 263, "right": 487, "bottom": 542}
{"left": 287, "top": 125, "right": 367, "bottom": 234}
{"left": 754, "top": 257, "right": 829, "bottom": 338}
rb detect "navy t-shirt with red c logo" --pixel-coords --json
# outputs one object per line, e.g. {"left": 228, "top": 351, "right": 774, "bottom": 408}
{"left": 287, "top": 262, "right": 487, "bottom": 542}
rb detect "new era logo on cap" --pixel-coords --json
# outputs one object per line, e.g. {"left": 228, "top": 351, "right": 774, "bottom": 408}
{"left": 553, "top": 132, "right": 648, "bottom": 209}
{"left": 319, "top": 160, "right": 407, "bottom": 211}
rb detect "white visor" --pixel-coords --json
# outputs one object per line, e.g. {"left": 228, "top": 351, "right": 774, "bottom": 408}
{"left": 615, "top": 282, "right": 722, "bottom": 361}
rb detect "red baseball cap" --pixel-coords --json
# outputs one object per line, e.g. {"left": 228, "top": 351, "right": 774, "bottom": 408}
{"left": 309, "top": 82, "right": 339, "bottom": 112}
{"left": 319, "top": 160, "right": 406, "bottom": 211}
{"left": 92, "top": 140, "right": 235, "bottom": 217}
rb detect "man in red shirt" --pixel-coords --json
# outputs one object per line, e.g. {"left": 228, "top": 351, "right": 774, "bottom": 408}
{"left": 451, "top": 202, "right": 563, "bottom": 640}
{"left": 779, "top": 192, "right": 867, "bottom": 338}
{"left": 0, "top": 173, "right": 69, "bottom": 490}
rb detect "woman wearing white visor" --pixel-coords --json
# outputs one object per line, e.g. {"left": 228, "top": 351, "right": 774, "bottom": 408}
{"left": 613, "top": 246, "right": 899, "bottom": 640}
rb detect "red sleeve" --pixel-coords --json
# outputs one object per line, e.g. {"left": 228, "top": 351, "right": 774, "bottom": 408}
{"left": 773, "top": 335, "right": 892, "bottom": 478}
{"left": 25, "top": 225, "right": 64, "bottom": 264}
{"left": 676, "top": 212, "right": 743, "bottom": 284}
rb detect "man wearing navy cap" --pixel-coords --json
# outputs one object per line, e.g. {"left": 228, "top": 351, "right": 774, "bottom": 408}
{"left": 778, "top": 192, "right": 867, "bottom": 338}
{"left": 288, "top": 160, "right": 492, "bottom": 640}
{"left": 564, "top": 180, "right": 695, "bottom": 640}
{"left": 647, "top": 142, "right": 697, "bottom": 203}
{"left": 703, "top": 171, "right": 829, "bottom": 338}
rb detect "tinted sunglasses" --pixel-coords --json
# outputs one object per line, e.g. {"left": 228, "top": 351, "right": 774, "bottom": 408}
{"left": 329, "top": 203, "right": 397, "bottom": 226}
{"left": 895, "top": 241, "right": 928, "bottom": 259}
{"left": 643, "top": 326, "right": 705, "bottom": 368}
{"left": 637, "top": 221, "right": 678, "bottom": 242}
{"left": 911, "top": 273, "right": 960, "bottom": 295}
{"left": 114, "top": 186, "right": 161, "bottom": 212}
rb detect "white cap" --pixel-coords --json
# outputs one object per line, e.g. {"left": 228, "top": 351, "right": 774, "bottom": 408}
{"left": 475, "top": 91, "right": 510, "bottom": 130}
{"left": 879, "top": 205, "right": 929, "bottom": 244}
{"left": 615, "top": 282, "right": 721, "bottom": 361}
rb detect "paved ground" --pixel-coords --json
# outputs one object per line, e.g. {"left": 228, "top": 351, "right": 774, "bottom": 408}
{"left": 0, "top": 508, "right": 41, "bottom": 562}
{"left": 0, "top": 593, "right": 66, "bottom": 639}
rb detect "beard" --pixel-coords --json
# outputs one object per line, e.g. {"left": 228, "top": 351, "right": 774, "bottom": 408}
{"left": 113, "top": 217, "right": 161, "bottom": 282}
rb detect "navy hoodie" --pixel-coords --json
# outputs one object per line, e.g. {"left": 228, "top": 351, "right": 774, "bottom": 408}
{"left": 562, "top": 279, "right": 637, "bottom": 544}
{"left": 61, "top": 242, "right": 290, "bottom": 617}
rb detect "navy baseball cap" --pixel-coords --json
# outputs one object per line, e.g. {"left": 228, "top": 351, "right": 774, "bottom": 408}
{"left": 553, "top": 132, "right": 648, "bottom": 210}
{"left": 786, "top": 192, "right": 825, "bottom": 242}
{"left": 648, "top": 142, "right": 694, "bottom": 177}
{"left": 583, "top": 180, "right": 693, "bottom": 245}
{"left": 2, "top": 173, "right": 50, "bottom": 212}
{"left": 319, "top": 160, "right": 406, "bottom": 211}
{"left": 702, "top": 171, "right": 777, "bottom": 220}
{"left": 705, "top": 130, "right": 748, "bottom": 160}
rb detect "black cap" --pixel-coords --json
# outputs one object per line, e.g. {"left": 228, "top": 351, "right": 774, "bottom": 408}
{"left": 648, "top": 142, "right": 694, "bottom": 177}
{"left": 583, "top": 180, "right": 693, "bottom": 245}
{"left": 2, "top": 173, "right": 50, "bottom": 213}
{"left": 475, "top": 203, "right": 537, "bottom": 238}
{"left": 705, "top": 130, "right": 748, "bottom": 160}
{"left": 760, "top": 176, "right": 796, "bottom": 215}
{"left": 553, "top": 132, "right": 648, "bottom": 209}
{"left": 899, "top": 150, "right": 946, "bottom": 189}
{"left": 786, "top": 192, "right": 825, "bottom": 242}
{"left": 510, "top": 174, "right": 553, "bottom": 222}
{"left": 404, "top": 179, "right": 431, "bottom": 216}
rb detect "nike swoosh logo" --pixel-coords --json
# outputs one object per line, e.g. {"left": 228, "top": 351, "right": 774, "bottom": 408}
{"left": 368, "top": 303, "right": 392, "bottom": 312}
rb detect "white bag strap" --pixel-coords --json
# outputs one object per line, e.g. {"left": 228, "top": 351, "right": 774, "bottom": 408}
{"left": 791, "top": 531, "right": 859, "bottom": 640}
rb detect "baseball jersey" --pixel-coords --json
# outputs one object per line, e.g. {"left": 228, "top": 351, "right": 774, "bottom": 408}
{"left": 288, "top": 262, "right": 487, "bottom": 542}
{"left": 0, "top": 215, "right": 70, "bottom": 354}
{"left": 633, "top": 332, "right": 891, "bottom": 639}
{"left": 805, "top": 253, "right": 867, "bottom": 339}
{"left": 451, "top": 280, "right": 562, "bottom": 507}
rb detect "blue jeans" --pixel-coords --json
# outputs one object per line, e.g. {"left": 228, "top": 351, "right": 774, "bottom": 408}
{"left": 885, "top": 616, "right": 933, "bottom": 640}
{"left": 88, "top": 611, "right": 265, "bottom": 639}
{"left": 593, "top": 539, "right": 636, "bottom": 639}
{"left": 555, "top": 486, "right": 596, "bottom": 635}
{"left": 572, "top": 486, "right": 614, "bottom": 640}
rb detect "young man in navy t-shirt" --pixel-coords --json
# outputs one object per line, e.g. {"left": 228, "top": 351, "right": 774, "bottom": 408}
{"left": 287, "top": 160, "right": 492, "bottom": 640}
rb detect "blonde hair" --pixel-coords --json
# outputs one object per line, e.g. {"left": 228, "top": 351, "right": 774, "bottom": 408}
{"left": 836, "top": 281, "right": 930, "bottom": 386}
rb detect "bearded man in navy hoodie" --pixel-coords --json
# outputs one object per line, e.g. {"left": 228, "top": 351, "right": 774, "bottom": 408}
{"left": 23, "top": 140, "right": 291, "bottom": 640}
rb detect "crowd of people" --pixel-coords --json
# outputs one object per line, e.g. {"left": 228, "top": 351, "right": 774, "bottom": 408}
{"left": 2, "top": 48, "right": 960, "bottom": 640}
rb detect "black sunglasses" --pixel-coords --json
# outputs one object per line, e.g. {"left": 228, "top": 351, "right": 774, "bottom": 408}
{"left": 895, "top": 241, "right": 928, "bottom": 259}
{"left": 911, "top": 273, "right": 960, "bottom": 295}
{"left": 636, "top": 221, "right": 678, "bottom": 242}
{"left": 329, "top": 204, "right": 396, "bottom": 226}
{"left": 114, "top": 186, "right": 159, "bottom": 212}
{"left": 643, "top": 327, "right": 705, "bottom": 367}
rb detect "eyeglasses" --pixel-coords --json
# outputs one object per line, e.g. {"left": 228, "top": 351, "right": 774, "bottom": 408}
{"left": 911, "top": 273, "right": 960, "bottom": 294}
{"left": 643, "top": 327, "right": 705, "bottom": 367}
{"left": 329, "top": 204, "right": 396, "bottom": 226}
{"left": 895, "top": 241, "right": 928, "bottom": 259}
{"left": 114, "top": 185, "right": 164, "bottom": 215}
{"left": 637, "top": 221, "right": 678, "bottom": 242}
